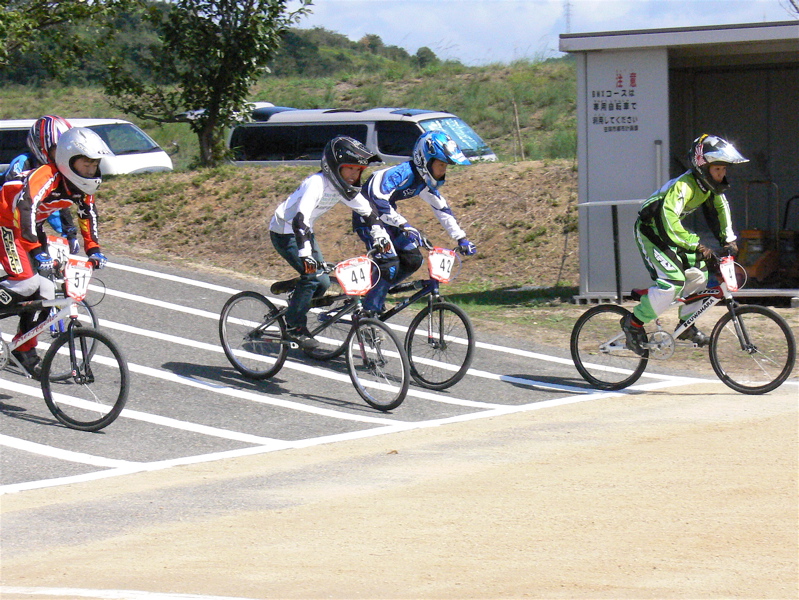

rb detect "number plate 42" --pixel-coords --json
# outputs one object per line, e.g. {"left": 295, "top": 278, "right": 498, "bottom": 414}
{"left": 428, "top": 247, "right": 459, "bottom": 283}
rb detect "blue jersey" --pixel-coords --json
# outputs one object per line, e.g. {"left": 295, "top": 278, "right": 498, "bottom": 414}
{"left": 354, "top": 161, "right": 466, "bottom": 241}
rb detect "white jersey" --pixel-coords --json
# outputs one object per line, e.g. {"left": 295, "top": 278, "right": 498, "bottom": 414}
{"left": 269, "top": 172, "right": 375, "bottom": 234}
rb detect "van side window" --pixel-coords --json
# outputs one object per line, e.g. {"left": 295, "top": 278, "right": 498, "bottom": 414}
{"left": 375, "top": 121, "right": 421, "bottom": 156}
{"left": 231, "top": 124, "right": 368, "bottom": 161}
{"left": 0, "top": 128, "right": 29, "bottom": 165}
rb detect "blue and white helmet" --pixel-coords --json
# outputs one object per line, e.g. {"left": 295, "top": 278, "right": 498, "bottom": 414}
{"left": 412, "top": 130, "right": 470, "bottom": 190}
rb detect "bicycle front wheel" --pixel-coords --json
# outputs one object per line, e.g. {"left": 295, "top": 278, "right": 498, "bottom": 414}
{"left": 405, "top": 301, "right": 475, "bottom": 390}
{"left": 47, "top": 300, "right": 100, "bottom": 381}
{"left": 709, "top": 305, "right": 796, "bottom": 394}
{"left": 219, "top": 291, "right": 287, "bottom": 380}
{"left": 570, "top": 305, "right": 648, "bottom": 390}
{"left": 346, "top": 317, "right": 410, "bottom": 411}
{"left": 303, "top": 297, "right": 355, "bottom": 361}
{"left": 40, "top": 328, "right": 129, "bottom": 432}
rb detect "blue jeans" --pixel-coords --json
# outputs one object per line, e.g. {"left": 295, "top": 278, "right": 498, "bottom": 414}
{"left": 270, "top": 231, "right": 330, "bottom": 329}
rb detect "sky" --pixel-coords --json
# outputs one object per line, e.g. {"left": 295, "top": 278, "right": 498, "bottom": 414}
{"left": 291, "top": 0, "right": 797, "bottom": 66}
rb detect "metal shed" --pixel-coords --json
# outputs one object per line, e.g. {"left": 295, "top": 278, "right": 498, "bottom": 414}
{"left": 559, "top": 21, "right": 799, "bottom": 303}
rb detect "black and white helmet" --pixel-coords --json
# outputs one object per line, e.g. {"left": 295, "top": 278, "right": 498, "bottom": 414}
{"left": 690, "top": 134, "right": 748, "bottom": 194}
{"left": 321, "top": 136, "right": 380, "bottom": 200}
{"left": 54, "top": 127, "right": 113, "bottom": 195}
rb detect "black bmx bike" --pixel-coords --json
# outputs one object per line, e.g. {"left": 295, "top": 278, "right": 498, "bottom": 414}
{"left": 219, "top": 251, "right": 411, "bottom": 411}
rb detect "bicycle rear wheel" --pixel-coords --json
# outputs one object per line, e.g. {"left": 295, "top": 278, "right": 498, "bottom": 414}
{"left": 709, "top": 305, "right": 796, "bottom": 394}
{"left": 570, "top": 305, "right": 648, "bottom": 390}
{"left": 219, "top": 291, "right": 287, "bottom": 380}
{"left": 405, "top": 301, "right": 475, "bottom": 390}
{"left": 302, "top": 297, "right": 355, "bottom": 361}
{"left": 40, "top": 327, "right": 129, "bottom": 432}
{"left": 46, "top": 300, "right": 99, "bottom": 381}
{"left": 346, "top": 317, "right": 409, "bottom": 411}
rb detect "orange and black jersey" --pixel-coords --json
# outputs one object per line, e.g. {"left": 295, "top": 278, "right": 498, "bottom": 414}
{"left": 12, "top": 164, "right": 100, "bottom": 255}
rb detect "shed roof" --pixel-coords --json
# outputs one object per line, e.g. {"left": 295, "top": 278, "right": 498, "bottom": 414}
{"left": 559, "top": 21, "right": 799, "bottom": 66}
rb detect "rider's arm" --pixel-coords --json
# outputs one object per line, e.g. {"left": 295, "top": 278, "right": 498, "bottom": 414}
{"left": 74, "top": 194, "right": 102, "bottom": 256}
{"left": 363, "top": 167, "right": 410, "bottom": 229}
{"left": 18, "top": 164, "right": 59, "bottom": 246}
{"left": 418, "top": 187, "right": 467, "bottom": 241}
{"left": 288, "top": 175, "right": 326, "bottom": 257}
{"left": 704, "top": 193, "right": 737, "bottom": 246}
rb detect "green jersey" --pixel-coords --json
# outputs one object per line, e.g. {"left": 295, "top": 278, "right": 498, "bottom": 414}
{"left": 637, "top": 170, "right": 736, "bottom": 251}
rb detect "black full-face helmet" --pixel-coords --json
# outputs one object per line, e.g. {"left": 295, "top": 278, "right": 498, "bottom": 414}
{"left": 690, "top": 134, "right": 748, "bottom": 194}
{"left": 321, "top": 136, "right": 381, "bottom": 199}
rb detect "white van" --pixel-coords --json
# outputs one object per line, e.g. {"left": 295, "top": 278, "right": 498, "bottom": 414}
{"left": 228, "top": 107, "right": 497, "bottom": 165}
{"left": 0, "top": 118, "right": 173, "bottom": 175}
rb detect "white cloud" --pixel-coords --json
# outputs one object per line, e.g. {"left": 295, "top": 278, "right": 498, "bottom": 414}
{"left": 292, "top": 0, "right": 796, "bottom": 65}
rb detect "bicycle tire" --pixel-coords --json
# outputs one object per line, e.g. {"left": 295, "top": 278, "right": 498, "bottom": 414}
{"left": 40, "top": 327, "right": 129, "bottom": 432}
{"left": 709, "top": 304, "right": 796, "bottom": 394}
{"left": 302, "top": 296, "right": 356, "bottom": 361}
{"left": 47, "top": 299, "right": 99, "bottom": 381}
{"left": 405, "top": 301, "right": 475, "bottom": 390}
{"left": 219, "top": 291, "right": 288, "bottom": 380}
{"left": 570, "top": 304, "right": 648, "bottom": 390}
{"left": 346, "top": 317, "right": 410, "bottom": 411}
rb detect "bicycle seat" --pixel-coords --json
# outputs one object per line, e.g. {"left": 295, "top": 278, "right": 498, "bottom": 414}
{"left": 270, "top": 278, "right": 300, "bottom": 295}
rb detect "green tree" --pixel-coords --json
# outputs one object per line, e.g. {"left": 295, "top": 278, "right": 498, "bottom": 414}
{"left": 0, "top": 0, "right": 141, "bottom": 67}
{"left": 104, "top": 0, "right": 312, "bottom": 167}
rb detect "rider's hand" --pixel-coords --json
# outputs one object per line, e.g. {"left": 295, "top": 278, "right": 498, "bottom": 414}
{"left": 34, "top": 252, "right": 54, "bottom": 275}
{"left": 370, "top": 225, "right": 393, "bottom": 254}
{"left": 722, "top": 241, "right": 738, "bottom": 257}
{"left": 400, "top": 224, "right": 424, "bottom": 246}
{"left": 696, "top": 243, "right": 715, "bottom": 262}
{"left": 457, "top": 238, "right": 477, "bottom": 256}
{"left": 301, "top": 256, "right": 318, "bottom": 274}
{"left": 88, "top": 252, "right": 108, "bottom": 269}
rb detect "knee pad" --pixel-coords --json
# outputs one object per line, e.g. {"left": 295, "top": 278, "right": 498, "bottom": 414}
{"left": 0, "top": 277, "right": 40, "bottom": 300}
{"left": 398, "top": 248, "right": 423, "bottom": 277}
{"left": 375, "top": 255, "right": 400, "bottom": 282}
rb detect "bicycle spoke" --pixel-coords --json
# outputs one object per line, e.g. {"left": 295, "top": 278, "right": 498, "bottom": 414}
{"left": 710, "top": 305, "right": 796, "bottom": 394}
{"left": 219, "top": 291, "right": 287, "bottom": 380}
{"left": 41, "top": 328, "right": 128, "bottom": 432}
{"left": 405, "top": 302, "right": 474, "bottom": 390}
{"left": 347, "top": 318, "right": 409, "bottom": 411}
{"left": 570, "top": 305, "right": 648, "bottom": 390}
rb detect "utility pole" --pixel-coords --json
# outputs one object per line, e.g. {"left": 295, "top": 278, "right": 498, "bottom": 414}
{"left": 564, "top": 0, "right": 572, "bottom": 33}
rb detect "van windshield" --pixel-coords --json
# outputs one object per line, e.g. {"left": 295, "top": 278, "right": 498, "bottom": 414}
{"left": 419, "top": 117, "right": 494, "bottom": 160}
{"left": 88, "top": 124, "right": 161, "bottom": 155}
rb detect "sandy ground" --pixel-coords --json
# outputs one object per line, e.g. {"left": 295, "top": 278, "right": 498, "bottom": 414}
{"left": 1, "top": 381, "right": 797, "bottom": 600}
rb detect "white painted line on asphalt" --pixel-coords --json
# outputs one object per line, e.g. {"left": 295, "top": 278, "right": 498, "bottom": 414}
{"left": 97, "top": 316, "right": 507, "bottom": 410}
{"left": 92, "top": 282, "right": 657, "bottom": 392}
{"left": 0, "top": 433, "right": 138, "bottom": 468}
{"left": 106, "top": 261, "right": 241, "bottom": 295}
{"left": 0, "top": 375, "right": 712, "bottom": 495}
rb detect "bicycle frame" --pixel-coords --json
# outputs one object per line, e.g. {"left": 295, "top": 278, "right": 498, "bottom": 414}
{"left": 2, "top": 298, "right": 78, "bottom": 376}
{"left": 380, "top": 279, "right": 441, "bottom": 322}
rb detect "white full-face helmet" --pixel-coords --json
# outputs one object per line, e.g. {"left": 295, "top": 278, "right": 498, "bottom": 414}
{"left": 54, "top": 127, "right": 113, "bottom": 194}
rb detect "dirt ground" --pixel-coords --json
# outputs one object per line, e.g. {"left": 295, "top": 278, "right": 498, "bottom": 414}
{"left": 1, "top": 381, "right": 797, "bottom": 600}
